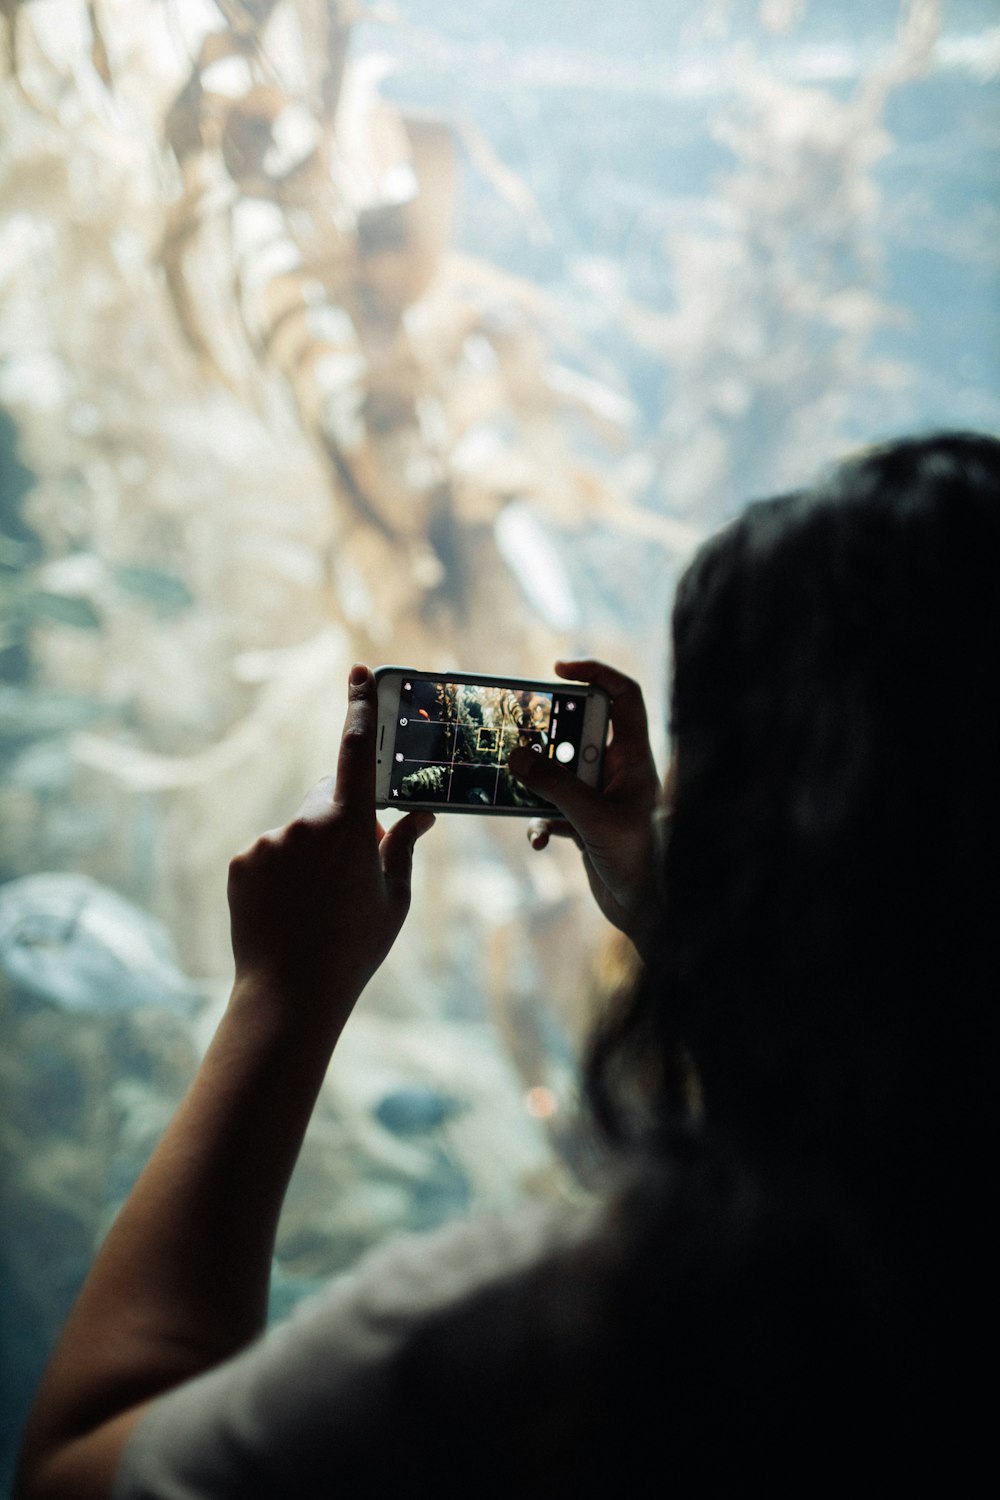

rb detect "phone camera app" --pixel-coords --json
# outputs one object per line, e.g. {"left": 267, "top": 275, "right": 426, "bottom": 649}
{"left": 389, "top": 679, "right": 582, "bottom": 810}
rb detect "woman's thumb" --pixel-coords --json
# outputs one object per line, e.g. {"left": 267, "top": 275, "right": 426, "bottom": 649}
{"left": 508, "top": 748, "right": 599, "bottom": 835}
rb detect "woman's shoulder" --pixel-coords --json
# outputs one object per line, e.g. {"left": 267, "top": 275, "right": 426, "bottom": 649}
{"left": 113, "top": 1149, "right": 913, "bottom": 1500}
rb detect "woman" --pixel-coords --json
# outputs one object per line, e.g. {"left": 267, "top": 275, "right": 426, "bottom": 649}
{"left": 16, "top": 432, "right": 998, "bottom": 1497}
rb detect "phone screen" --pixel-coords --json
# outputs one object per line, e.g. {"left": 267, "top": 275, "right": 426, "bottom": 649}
{"left": 386, "top": 676, "right": 591, "bottom": 810}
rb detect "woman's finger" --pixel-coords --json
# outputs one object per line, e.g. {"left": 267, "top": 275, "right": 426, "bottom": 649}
{"left": 379, "top": 811, "right": 436, "bottom": 890}
{"left": 333, "top": 664, "right": 378, "bottom": 816}
{"left": 555, "top": 659, "right": 652, "bottom": 756}
{"left": 527, "top": 819, "right": 551, "bottom": 850}
{"left": 527, "top": 818, "right": 580, "bottom": 850}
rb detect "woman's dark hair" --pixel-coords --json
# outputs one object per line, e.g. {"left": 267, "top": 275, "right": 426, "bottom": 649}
{"left": 588, "top": 432, "right": 1000, "bottom": 1206}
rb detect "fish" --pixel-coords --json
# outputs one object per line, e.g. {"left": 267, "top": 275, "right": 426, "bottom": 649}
{"left": 0, "top": 873, "right": 199, "bottom": 1016}
{"left": 374, "top": 1085, "right": 466, "bottom": 1136}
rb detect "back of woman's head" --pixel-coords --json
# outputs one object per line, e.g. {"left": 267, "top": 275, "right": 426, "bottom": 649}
{"left": 595, "top": 433, "right": 1000, "bottom": 1199}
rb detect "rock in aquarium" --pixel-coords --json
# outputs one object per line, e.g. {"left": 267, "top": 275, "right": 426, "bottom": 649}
{"left": 0, "top": 872, "right": 198, "bottom": 1015}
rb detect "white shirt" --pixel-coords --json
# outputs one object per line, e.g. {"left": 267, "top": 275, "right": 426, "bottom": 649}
{"left": 112, "top": 1202, "right": 595, "bottom": 1500}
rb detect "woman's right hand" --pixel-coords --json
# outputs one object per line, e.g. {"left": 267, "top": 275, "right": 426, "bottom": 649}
{"left": 227, "top": 665, "right": 435, "bottom": 1028}
{"left": 508, "top": 659, "right": 662, "bottom": 946}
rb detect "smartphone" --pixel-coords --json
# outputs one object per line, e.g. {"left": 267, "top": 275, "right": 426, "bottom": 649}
{"left": 374, "top": 667, "right": 610, "bottom": 814}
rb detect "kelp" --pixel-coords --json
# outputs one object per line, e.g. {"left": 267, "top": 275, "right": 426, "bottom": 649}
{"left": 1, "top": 9, "right": 650, "bottom": 1390}
{"left": 0, "top": 0, "right": 665, "bottom": 1036}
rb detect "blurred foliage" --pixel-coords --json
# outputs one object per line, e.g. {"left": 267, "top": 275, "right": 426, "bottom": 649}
{"left": 1, "top": 13, "right": 646, "bottom": 1470}
{"left": 0, "top": 0, "right": 655, "bottom": 978}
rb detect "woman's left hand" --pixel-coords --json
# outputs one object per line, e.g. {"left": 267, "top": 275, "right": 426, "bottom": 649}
{"left": 227, "top": 664, "right": 435, "bottom": 1022}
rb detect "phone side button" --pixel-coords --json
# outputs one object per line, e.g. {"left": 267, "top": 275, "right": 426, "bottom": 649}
{"left": 582, "top": 745, "right": 598, "bottom": 763}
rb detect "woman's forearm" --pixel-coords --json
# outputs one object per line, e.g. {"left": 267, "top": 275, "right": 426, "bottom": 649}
{"left": 16, "top": 978, "right": 345, "bottom": 1496}
{"left": 16, "top": 671, "right": 434, "bottom": 1500}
